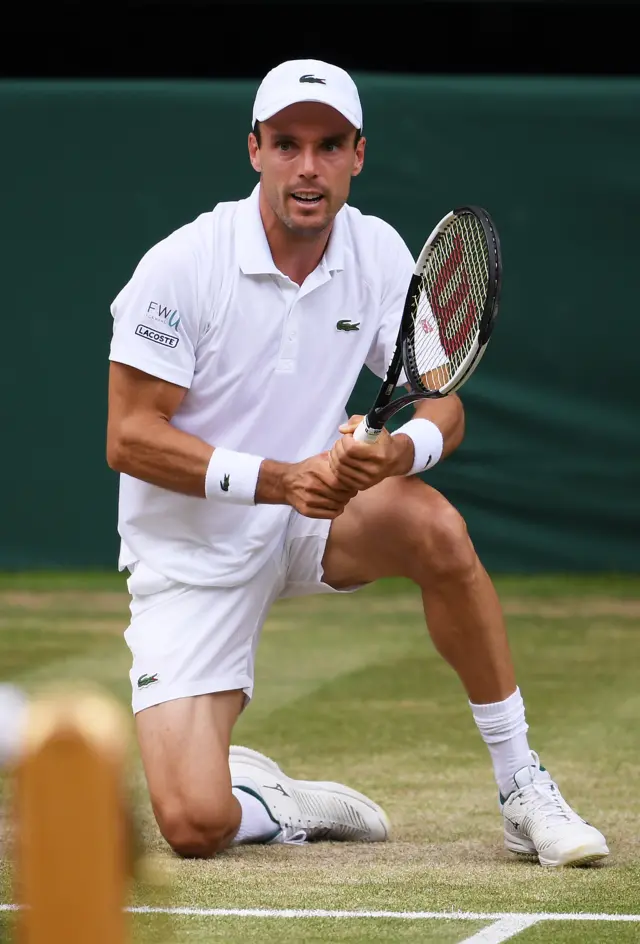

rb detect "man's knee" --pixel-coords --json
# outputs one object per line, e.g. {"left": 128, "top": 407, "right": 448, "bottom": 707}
{"left": 155, "top": 793, "right": 239, "bottom": 858}
{"left": 400, "top": 482, "right": 477, "bottom": 582}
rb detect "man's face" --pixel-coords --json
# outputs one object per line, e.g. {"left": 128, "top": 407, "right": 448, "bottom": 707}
{"left": 248, "top": 101, "right": 365, "bottom": 238}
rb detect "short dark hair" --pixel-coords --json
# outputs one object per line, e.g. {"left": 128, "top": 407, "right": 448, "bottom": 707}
{"left": 252, "top": 120, "right": 362, "bottom": 148}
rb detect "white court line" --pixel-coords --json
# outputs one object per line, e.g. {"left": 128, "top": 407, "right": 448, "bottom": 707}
{"left": 2, "top": 904, "right": 640, "bottom": 922}
{"left": 127, "top": 908, "right": 640, "bottom": 921}
{"left": 459, "top": 915, "right": 542, "bottom": 943}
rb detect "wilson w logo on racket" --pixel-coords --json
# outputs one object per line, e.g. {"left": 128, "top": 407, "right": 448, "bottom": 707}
{"left": 354, "top": 205, "right": 502, "bottom": 444}
{"left": 429, "top": 233, "right": 478, "bottom": 357}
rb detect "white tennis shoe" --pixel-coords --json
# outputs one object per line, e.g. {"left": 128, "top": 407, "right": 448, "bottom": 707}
{"left": 229, "top": 745, "right": 390, "bottom": 845}
{"left": 501, "top": 752, "right": 609, "bottom": 867}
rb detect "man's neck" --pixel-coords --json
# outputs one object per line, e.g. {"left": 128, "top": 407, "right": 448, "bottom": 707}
{"left": 259, "top": 190, "right": 332, "bottom": 286}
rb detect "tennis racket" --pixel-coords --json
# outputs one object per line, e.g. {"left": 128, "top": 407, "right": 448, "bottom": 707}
{"left": 353, "top": 205, "right": 502, "bottom": 444}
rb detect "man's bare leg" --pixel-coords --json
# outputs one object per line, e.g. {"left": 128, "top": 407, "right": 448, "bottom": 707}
{"left": 320, "top": 473, "right": 609, "bottom": 866}
{"left": 136, "top": 690, "right": 247, "bottom": 857}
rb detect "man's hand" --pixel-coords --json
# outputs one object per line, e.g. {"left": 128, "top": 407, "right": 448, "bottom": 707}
{"left": 280, "top": 453, "right": 358, "bottom": 519}
{"left": 327, "top": 415, "right": 414, "bottom": 491}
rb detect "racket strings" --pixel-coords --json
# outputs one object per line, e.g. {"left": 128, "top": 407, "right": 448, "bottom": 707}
{"left": 411, "top": 215, "right": 489, "bottom": 392}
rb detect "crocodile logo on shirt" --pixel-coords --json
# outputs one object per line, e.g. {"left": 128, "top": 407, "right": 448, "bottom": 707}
{"left": 220, "top": 474, "right": 230, "bottom": 492}
{"left": 336, "top": 319, "right": 360, "bottom": 332}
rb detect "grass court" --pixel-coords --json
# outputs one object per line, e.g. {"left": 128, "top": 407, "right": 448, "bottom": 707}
{"left": 1, "top": 571, "right": 639, "bottom": 942}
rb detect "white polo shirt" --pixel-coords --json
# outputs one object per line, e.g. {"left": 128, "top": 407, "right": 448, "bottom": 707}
{"left": 109, "top": 182, "right": 416, "bottom": 586}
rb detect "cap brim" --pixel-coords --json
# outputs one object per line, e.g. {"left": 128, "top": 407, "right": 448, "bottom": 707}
{"left": 255, "top": 94, "right": 361, "bottom": 130}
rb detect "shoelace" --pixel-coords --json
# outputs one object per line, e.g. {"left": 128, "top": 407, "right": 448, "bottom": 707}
{"left": 527, "top": 781, "right": 575, "bottom": 824}
{"left": 520, "top": 753, "right": 577, "bottom": 825}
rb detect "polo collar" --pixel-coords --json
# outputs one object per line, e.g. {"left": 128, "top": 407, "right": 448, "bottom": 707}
{"left": 236, "top": 183, "right": 346, "bottom": 276}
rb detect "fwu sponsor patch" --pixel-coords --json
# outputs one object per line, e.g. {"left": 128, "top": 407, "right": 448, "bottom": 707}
{"left": 135, "top": 324, "right": 180, "bottom": 348}
{"left": 147, "top": 300, "right": 181, "bottom": 330}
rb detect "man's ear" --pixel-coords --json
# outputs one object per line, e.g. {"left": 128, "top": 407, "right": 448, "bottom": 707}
{"left": 248, "top": 132, "right": 262, "bottom": 173}
{"left": 352, "top": 135, "right": 366, "bottom": 177}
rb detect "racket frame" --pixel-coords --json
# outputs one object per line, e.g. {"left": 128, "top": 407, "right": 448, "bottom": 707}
{"left": 354, "top": 205, "right": 501, "bottom": 443}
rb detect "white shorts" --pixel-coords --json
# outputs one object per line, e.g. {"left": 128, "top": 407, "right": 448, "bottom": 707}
{"left": 124, "top": 510, "right": 360, "bottom": 714}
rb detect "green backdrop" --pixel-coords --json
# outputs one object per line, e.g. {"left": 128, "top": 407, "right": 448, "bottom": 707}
{"left": 2, "top": 76, "right": 639, "bottom": 572}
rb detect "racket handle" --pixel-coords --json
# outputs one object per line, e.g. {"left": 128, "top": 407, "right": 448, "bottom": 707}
{"left": 353, "top": 418, "right": 383, "bottom": 444}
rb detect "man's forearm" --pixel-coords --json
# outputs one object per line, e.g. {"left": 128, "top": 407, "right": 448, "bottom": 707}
{"left": 108, "top": 417, "right": 297, "bottom": 504}
{"left": 254, "top": 459, "right": 290, "bottom": 504}
{"left": 411, "top": 392, "right": 465, "bottom": 459}
{"left": 107, "top": 416, "right": 214, "bottom": 497}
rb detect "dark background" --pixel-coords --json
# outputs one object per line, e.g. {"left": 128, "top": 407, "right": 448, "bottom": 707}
{"left": 3, "top": 0, "right": 638, "bottom": 573}
{"left": 3, "top": 1, "right": 637, "bottom": 81}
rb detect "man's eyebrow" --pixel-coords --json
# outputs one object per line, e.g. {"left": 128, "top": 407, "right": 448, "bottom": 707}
{"left": 269, "top": 132, "right": 350, "bottom": 144}
{"left": 321, "top": 134, "right": 349, "bottom": 144}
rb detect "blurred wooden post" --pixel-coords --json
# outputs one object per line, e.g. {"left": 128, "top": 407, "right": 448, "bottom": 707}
{"left": 12, "top": 691, "right": 131, "bottom": 944}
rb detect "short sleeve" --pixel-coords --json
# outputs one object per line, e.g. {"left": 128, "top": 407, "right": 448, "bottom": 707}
{"left": 109, "top": 237, "right": 200, "bottom": 389}
{"left": 365, "top": 228, "right": 415, "bottom": 381}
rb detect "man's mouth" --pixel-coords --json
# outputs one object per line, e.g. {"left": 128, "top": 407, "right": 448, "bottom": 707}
{"left": 291, "top": 191, "right": 324, "bottom": 206}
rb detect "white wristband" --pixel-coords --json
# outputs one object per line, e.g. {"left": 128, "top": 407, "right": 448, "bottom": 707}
{"left": 391, "top": 418, "right": 444, "bottom": 475}
{"left": 204, "top": 448, "right": 264, "bottom": 505}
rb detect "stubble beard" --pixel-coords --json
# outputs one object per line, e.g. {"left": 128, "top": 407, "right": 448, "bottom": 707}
{"left": 277, "top": 207, "right": 333, "bottom": 239}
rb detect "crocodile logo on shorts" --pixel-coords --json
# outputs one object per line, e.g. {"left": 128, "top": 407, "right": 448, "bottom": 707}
{"left": 220, "top": 474, "right": 230, "bottom": 492}
{"left": 137, "top": 673, "right": 159, "bottom": 689}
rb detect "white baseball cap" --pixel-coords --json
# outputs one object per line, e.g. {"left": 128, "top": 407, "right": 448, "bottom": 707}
{"left": 252, "top": 59, "right": 363, "bottom": 131}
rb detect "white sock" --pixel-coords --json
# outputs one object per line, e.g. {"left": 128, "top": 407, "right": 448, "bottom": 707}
{"left": 470, "top": 687, "right": 532, "bottom": 799}
{"left": 231, "top": 787, "right": 281, "bottom": 845}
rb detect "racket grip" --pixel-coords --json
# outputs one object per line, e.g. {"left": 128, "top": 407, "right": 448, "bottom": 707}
{"left": 353, "top": 418, "right": 383, "bottom": 444}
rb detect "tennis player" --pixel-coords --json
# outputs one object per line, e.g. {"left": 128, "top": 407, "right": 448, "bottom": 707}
{"left": 107, "top": 59, "right": 608, "bottom": 866}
